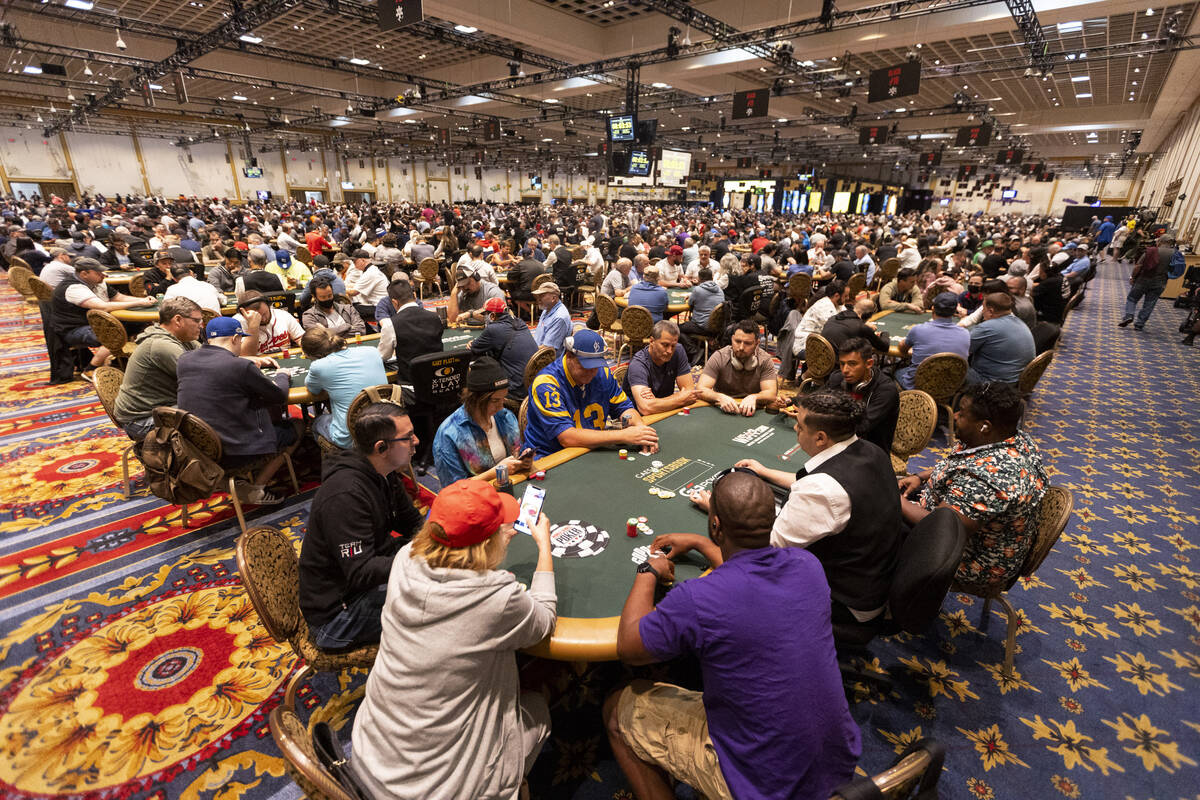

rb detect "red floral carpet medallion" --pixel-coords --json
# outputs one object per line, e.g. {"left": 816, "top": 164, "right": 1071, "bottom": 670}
{"left": 0, "top": 581, "right": 296, "bottom": 796}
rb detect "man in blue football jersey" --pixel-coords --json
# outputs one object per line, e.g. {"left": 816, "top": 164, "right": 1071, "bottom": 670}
{"left": 524, "top": 329, "right": 659, "bottom": 456}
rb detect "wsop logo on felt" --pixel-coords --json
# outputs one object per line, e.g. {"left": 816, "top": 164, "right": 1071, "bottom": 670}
{"left": 550, "top": 520, "right": 609, "bottom": 558}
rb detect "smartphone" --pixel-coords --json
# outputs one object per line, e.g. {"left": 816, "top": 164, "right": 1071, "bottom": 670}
{"left": 513, "top": 484, "right": 546, "bottom": 536}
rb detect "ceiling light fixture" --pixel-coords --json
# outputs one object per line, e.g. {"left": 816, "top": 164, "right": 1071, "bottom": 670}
{"left": 231, "top": 94, "right": 247, "bottom": 100}
{"left": 22, "top": 64, "right": 42, "bottom": 74}
{"left": 64, "top": 0, "right": 93, "bottom": 9}
{"left": 348, "top": 57, "right": 370, "bottom": 65}
{"left": 453, "top": 24, "right": 478, "bottom": 33}
{"left": 1071, "top": 75, "right": 1089, "bottom": 82}
{"left": 239, "top": 34, "right": 262, "bottom": 44}
{"left": 1075, "top": 92, "right": 1092, "bottom": 98}
{"left": 83, "top": 62, "right": 93, "bottom": 76}
{"left": 115, "top": 29, "right": 127, "bottom": 49}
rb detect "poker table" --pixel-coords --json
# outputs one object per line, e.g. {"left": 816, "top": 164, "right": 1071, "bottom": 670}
{"left": 263, "top": 326, "right": 482, "bottom": 403}
{"left": 501, "top": 403, "right": 808, "bottom": 661}
{"left": 615, "top": 288, "right": 691, "bottom": 315}
{"left": 868, "top": 310, "right": 933, "bottom": 357}
{"left": 103, "top": 269, "right": 147, "bottom": 287}
{"left": 110, "top": 290, "right": 302, "bottom": 323}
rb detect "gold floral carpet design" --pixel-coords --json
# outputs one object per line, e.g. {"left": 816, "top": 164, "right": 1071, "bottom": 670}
{"left": 0, "top": 267, "right": 1198, "bottom": 799}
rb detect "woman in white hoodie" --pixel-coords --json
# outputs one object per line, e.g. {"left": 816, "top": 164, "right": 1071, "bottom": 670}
{"left": 350, "top": 479, "right": 556, "bottom": 800}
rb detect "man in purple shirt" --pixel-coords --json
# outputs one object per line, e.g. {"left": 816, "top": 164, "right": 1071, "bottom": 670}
{"left": 603, "top": 470, "right": 860, "bottom": 800}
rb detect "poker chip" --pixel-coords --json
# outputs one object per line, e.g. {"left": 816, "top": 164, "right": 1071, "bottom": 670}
{"left": 549, "top": 520, "right": 610, "bottom": 558}
{"left": 649, "top": 487, "right": 660, "bottom": 496}
{"left": 637, "top": 516, "right": 648, "bottom": 523}
{"left": 651, "top": 460, "right": 664, "bottom": 469}
{"left": 659, "top": 490, "right": 676, "bottom": 499}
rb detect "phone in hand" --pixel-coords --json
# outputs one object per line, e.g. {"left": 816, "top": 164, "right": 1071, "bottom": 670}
{"left": 513, "top": 484, "right": 546, "bottom": 536}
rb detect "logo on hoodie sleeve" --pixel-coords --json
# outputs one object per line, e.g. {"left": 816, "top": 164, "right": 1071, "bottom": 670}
{"left": 339, "top": 540, "right": 364, "bottom": 559}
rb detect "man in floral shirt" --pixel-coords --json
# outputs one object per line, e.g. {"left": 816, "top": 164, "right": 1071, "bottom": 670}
{"left": 898, "top": 382, "right": 1047, "bottom": 589}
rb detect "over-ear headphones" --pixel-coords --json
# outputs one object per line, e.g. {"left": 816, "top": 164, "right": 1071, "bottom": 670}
{"left": 730, "top": 353, "right": 758, "bottom": 371}
{"left": 852, "top": 367, "right": 874, "bottom": 394}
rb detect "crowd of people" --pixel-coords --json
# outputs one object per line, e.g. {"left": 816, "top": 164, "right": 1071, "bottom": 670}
{"left": 1, "top": 190, "right": 1186, "bottom": 799}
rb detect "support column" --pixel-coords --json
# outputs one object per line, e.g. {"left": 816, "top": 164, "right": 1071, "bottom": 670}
{"left": 279, "top": 146, "right": 290, "bottom": 197}
{"left": 57, "top": 133, "right": 82, "bottom": 200}
{"left": 226, "top": 140, "right": 242, "bottom": 200}
{"left": 129, "top": 128, "right": 153, "bottom": 196}
{"left": 384, "top": 158, "right": 393, "bottom": 202}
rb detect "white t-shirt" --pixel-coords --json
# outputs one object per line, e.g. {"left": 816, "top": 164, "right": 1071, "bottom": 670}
{"left": 64, "top": 281, "right": 111, "bottom": 306}
{"left": 485, "top": 421, "right": 507, "bottom": 463}
{"left": 235, "top": 307, "right": 304, "bottom": 353}
{"left": 164, "top": 275, "right": 224, "bottom": 313}
{"left": 352, "top": 265, "right": 389, "bottom": 305}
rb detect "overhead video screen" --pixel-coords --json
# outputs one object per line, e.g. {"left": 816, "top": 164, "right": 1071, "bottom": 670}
{"left": 609, "top": 114, "right": 635, "bottom": 142}
{"left": 628, "top": 149, "right": 652, "bottom": 176}
{"left": 657, "top": 149, "right": 692, "bottom": 186}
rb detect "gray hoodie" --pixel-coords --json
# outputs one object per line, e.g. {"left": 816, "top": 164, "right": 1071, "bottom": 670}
{"left": 351, "top": 545, "right": 556, "bottom": 799}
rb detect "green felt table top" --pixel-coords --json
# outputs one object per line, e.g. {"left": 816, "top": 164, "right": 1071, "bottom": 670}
{"left": 870, "top": 311, "right": 933, "bottom": 341}
{"left": 501, "top": 405, "right": 807, "bottom": 619}
{"left": 667, "top": 289, "right": 690, "bottom": 304}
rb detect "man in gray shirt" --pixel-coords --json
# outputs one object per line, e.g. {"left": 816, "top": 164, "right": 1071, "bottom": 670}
{"left": 967, "top": 293, "right": 1036, "bottom": 384}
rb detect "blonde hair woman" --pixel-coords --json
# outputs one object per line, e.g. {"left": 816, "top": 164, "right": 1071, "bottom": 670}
{"left": 715, "top": 251, "right": 741, "bottom": 290}
{"left": 350, "top": 479, "right": 555, "bottom": 800}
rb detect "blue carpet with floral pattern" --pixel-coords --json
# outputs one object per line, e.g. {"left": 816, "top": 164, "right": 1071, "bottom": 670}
{"left": 0, "top": 261, "right": 1197, "bottom": 800}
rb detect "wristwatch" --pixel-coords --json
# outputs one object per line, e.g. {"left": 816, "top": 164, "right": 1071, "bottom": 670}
{"left": 636, "top": 560, "right": 659, "bottom": 578}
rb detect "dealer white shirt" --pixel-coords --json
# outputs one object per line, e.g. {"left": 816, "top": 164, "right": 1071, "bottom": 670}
{"left": 770, "top": 434, "right": 881, "bottom": 621}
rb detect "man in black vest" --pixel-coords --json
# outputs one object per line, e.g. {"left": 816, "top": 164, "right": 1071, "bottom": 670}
{"left": 694, "top": 390, "right": 902, "bottom": 623}
{"left": 376, "top": 279, "right": 443, "bottom": 384}
{"left": 544, "top": 234, "right": 578, "bottom": 295}
{"left": 50, "top": 258, "right": 156, "bottom": 382}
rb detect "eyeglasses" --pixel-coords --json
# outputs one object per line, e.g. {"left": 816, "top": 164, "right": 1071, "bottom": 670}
{"left": 184, "top": 316, "right": 204, "bottom": 324}
{"left": 381, "top": 433, "right": 417, "bottom": 447}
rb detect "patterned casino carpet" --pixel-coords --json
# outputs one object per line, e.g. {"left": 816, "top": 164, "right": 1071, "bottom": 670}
{"left": 0, "top": 263, "right": 1197, "bottom": 800}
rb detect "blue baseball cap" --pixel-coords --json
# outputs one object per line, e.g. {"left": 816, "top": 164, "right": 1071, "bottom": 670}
{"left": 206, "top": 316, "right": 245, "bottom": 338}
{"left": 276, "top": 249, "right": 292, "bottom": 266}
{"left": 564, "top": 329, "right": 608, "bottom": 368}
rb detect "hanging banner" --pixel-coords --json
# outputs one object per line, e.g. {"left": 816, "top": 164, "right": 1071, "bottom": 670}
{"left": 918, "top": 151, "right": 942, "bottom": 167}
{"left": 859, "top": 125, "right": 888, "bottom": 145}
{"left": 995, "top": 148, "right": 1024, "bottom": 165}
{"left": 731, "top": 88, "right": 769, "bottom": 120}
{"left": 483, "top": 119, "right": 501, "bottom": 141}
{"left": 378, "top": 0, "right": 423, "bottom": 31}
{"left": 868, "top": 61, "right": 920, "bottom": 103}
{"left": 954, "top": 124, "right": 993, "bottom": 147}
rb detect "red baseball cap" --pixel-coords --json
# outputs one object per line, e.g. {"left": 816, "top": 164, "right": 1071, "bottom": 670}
{"left": 428, "top": 480, "right": 520, "bottom": 548}
{"left": 667, "top": 245, "right": 684, "bottom": 256}
{"left": 484, "top": 297, "right": 508, "bottom": 314}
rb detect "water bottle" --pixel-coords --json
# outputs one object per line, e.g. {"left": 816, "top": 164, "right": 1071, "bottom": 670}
{"left": 495, "top": 464, "right": 513, "bottom": 495}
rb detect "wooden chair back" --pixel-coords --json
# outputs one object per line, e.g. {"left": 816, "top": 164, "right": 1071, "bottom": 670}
{"left": 127, "top": 273, "right": 148, "bottom": 297}
{"left": 1022, "top": 486, "right": 1074, "bottom": 577}
{"left": 877, "top": 257, "right": 901, "bottom": 286}
{"left": 531, "top": 273, "right": 556, "bottom": 292}
{"left": 235, "top": 525, "right": 302, "bottom": 643}
{"left": 87, "top": 309, "right": 130, "bottom": 355}
{"left": 620, "top": 305, "right": 655, "bottom": 355}
{"left": 523, "top": 345, "right": 558, "bottom": 390}
{"left": 844, "top": 272, "right": 867, "bottom": 301}
{"left": 803, "top": 334, "right": 837, "bottom": 381}
{"left": 346, "top": 384, "right": 408, "bottom": 446}
{"left": 705, "top": 302, "right": 727, "bottom": 335}
{"left": 787, "top": 273, "right": 812, "bottom": 307}
{"left": 295, "top": 246, "right": 313, "bottom": 265}
{"left": 594, "top": 293, "right": 619, "bottom": 330}
{"left": 891, "top": 390, "right": 938, "bottom": 467}
{"left": 28, "top": 275, "right": 54, "bottom": 303}
{"left": 269, "top": 707, "right": 358, "bottom": 800}
{"left": 1018, "top": 350, "right": 1054, "bottom": 397}
{"left": 93, "top": 365, "right": 125, "bottom": 423}
{"left": 913, "top": 353, "right": 968, "bottom": 405}
{"left": 7, "top": 265, "right": 34, "bottom": 299}
{"left": 417, "top": 258, "right": 441, "bottom": 281}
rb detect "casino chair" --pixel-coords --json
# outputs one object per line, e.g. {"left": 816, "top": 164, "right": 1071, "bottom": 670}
{"left": 612, "top": 363, "right": 628, "bottom": 388}
{"left": 619, "top": 305, "right": 655, "bottom": 357}
{"left": 127, "top": 273, "right": 148, "bottom": 297}
{"left": 799, "top": 333, "right": 837, "bottom": 393}
{"left": 734, "top": 286, "right": 763, "bottom": 322}
{"left": 1018, "top": 350, "right": 1054, "bottom": 399}
{"left": 1032, "top": 321, "right": 1060, "bottom": 354}
{"left": 408, "top": 351, "right": 470, "bottom": 471}
{"left": 690, "top": 301, "right": 727, "bottom": 365}
{"left": 912, "top": 353, "right": 968, "bottom": 443}
{"left": 1062, "top": 290, "right": 1085, "bottom": 322}
{"left": 570, "top": 261, "right": 595, "bottom": 311}
{"left": 518, "top": 397, "right": 529, "bottom": 441}
{"left": 952, "top": 486, "right": 1073, "bottom": 679}
{"left": 270, "top": 700, "right": 360, "bottom": 800}
{"left": 787, "top": 273, "right": 812, "bottom": 312}
{"left": 237, "top": 525, "right": 377, "bottom": 714}
{"left": 295, "top": 245, "right": 313, "bottom": 266}
{"left": 844, "top": 272, "right": 867, "bottom": 303}
{"left": 87, "top": 309, "right": 136, "bottom": 367}
{"left": 92, "top": 365, "right": 142, "bottom": 499}
{"left": 417, "top": 257, "right": 442, "bottom": 301}
{"left": 873, "top": 257, "right": 901, "bottom": 290}
{"left": 594, "top": 294, "right": 625, "bottom": 360}
{"left": 6, "top": 264, "right": 38, "bottom": 323}
{"left": 160, "top": 408, "right": 301, "bottom": 535}
{"left": 523, "top": 346, "right": 557, "bottom": 393}
{"left": 829, "top": 738, "right": 945, "bottom": 800}
{"left": 834, "top": 507, "right": 967, "bottom": 697}
{"left": 890, "top": 390, "right": 938, "bottom": 476}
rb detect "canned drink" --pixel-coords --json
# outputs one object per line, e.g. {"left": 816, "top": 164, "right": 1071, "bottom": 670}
{"left": 626, "top": 518, "right": 638, "bottom": 538}
{"left": 281, "top": 348, "right": 290, "bottom": 359}
{"left": 495, "top": 464, "right": 508, "bottom": 483}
